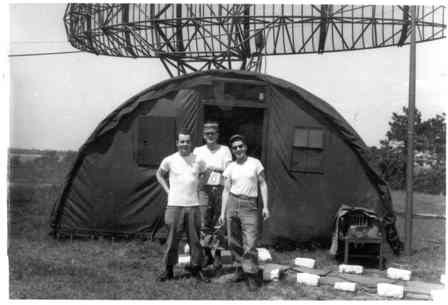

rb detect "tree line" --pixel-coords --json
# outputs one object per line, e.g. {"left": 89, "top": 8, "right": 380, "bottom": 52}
{"left": 8, "top": 108, "right": 446, "bottom": 194}
{"left": 367, "top": 107, "right": 445, "bottom": 194}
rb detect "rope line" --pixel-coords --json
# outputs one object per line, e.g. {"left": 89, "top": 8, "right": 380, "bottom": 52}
{"left": 9, "top": 51, "right": 83, "bottom": 57}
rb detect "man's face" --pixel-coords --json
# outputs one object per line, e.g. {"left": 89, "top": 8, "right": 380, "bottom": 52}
{"left": 203, "top": 128, "right": 218, "bottom": 145}
{"left": 231, "top": 140, "right": 247, "bottom": 160}
{"left": 177, "top": 134, "right": 192, "bottom": 155}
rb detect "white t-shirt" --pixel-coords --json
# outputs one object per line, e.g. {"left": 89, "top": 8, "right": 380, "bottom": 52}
{"left": 223, "top": 156, "right": 264, "bottom": 198}
{"left": 193, "top": 144, "right": 232, "bottom": 186}
{"left": 159, "top": 152, "right": 205, "bottom": 206}
{"left": 193, "top": 144, "right": 232, "bottom": 171}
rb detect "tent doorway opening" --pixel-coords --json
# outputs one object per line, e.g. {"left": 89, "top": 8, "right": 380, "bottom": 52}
{"left": 203, "top": 105, "right": 265, "bottom": 159}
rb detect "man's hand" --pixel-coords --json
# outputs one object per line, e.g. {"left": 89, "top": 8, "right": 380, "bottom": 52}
{"left": 262, "top": 208, "right": 270, "bottom": 220}
{"left": 218, "top": 214, "right": 225, "bottom": 226}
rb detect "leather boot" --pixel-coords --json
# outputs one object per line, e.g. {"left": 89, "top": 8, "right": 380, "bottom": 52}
{"left": 191, "top": 266, "right": 211, "bottom": 283}
{"left": 230, "top": 266, "right": 245, "bottom": 282}
{"left": 157, "top": 265, "right": 174, "bottom": 282}
{"left": 245, "top": 272, "right": 261, "bottom": 291}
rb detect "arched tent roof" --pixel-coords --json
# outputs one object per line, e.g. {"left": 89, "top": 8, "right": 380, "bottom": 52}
{"left": 50, "top": 70, "right": 396, "bottom": 239}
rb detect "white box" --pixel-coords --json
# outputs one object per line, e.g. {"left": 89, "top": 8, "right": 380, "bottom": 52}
{"left": 386, "top": 267, "right": 411, "bottom": 281}
{"left": 338, "top": 264, "right": 363, "bottom": 274}
{"left": 178, "top": 255, "right": 190, "bottom": 265}
{"left": 377, "top": 283, "right": 404, "bottom": 299}
{"left": 268, "top": 268, "right": 280, "bottom": 281}
{"left": 257, "top": 248, "right": 272, "bottom": 262}
{"left": 334, "top": 281, "right": 357, "bottom": 292}
{"left": 294, "top": 257, "right": 316, "bottom": 269}
{"left": 296, "top": 273, "right": 320, "bottom": 286}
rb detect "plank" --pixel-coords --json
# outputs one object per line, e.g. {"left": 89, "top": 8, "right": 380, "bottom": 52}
{"left": 395, "top": 211, "right": 445, "bottom": 220}
{"left": 292, "top": 265, "right": 332, "bottom": 276}
{"left": 319, "top": 275, "right": 344, "bottom": 286}
{"left": 405, "top": 292, "right": 432, "bottom": 300}
{"left": 404, "top": 280, "right": 445, "bottom": 295}
{"left": 331, "top": 272, "right": 396, "bottom": 287}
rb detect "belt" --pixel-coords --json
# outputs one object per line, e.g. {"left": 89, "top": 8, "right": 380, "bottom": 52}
{"left": 230, "top": 193, "right": 257, "bottom": 200}
{"left": 210, "top": 169, "right": 224, "bottom": 173}
{"left": 204, "top": 185, "right": 223, "bottom": 189}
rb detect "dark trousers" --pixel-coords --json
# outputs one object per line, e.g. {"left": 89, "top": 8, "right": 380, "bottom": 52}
{"left": 200, "top": 185, "right": 225, "bottom": 248}
{"left": 163, "top": 206, "right": 203, "bottom": 267}
{"left": 226, "top": 194, "right": 260, "bottom": 274}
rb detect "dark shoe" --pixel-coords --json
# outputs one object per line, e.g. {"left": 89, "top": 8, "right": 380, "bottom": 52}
{"left": 184, "top": 264, "right": 193, "bottom": 273}
{"left": 191, "top": 266, "right": 211, "bottom": 283}
{"left": 246, "top": 274, "right": 261, "bottom": 291}
{"left": 157, "top": 267, "right": 174, "bottom": 282}
{"left": 230, "top": 267, "right": 246, "bottom": 283}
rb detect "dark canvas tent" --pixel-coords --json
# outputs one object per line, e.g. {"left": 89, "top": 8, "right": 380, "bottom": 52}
{"left": 50, "top": 70, "right": 399, "bottom": 248}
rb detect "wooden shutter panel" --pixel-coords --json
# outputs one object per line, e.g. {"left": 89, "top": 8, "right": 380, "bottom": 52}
{"left": 290, "top": 127, "right": 325, "bottom": 173}
{"left": 293, "top": 128, "right": 308, "bottom": 147}
{"left": 308, "top": 129, "right": 324, "bottom": 149}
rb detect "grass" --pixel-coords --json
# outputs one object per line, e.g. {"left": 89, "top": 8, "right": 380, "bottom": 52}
{"left": 8, "top": 183, "right": 446, "bottom": 299}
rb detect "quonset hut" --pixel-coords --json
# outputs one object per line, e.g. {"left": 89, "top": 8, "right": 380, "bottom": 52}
{"left": 50, "top": 70, "right": 399, "bottom": 247}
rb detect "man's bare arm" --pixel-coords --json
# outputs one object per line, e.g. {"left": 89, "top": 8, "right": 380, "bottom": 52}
{"left": 156, "top": 168, "right": 170, "bottom": 194}
{"left": 219, "top": 177, "right": 231, "bottom": 224}
{"left": 258, "top": 171, "right": 270, "bottom": 220}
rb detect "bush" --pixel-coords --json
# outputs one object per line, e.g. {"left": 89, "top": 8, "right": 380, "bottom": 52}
{"left": 367, "top": 146, "right": 445, "bottom": 194}
{"left": 414, "top": 166, "right": 446, "bottom": 195}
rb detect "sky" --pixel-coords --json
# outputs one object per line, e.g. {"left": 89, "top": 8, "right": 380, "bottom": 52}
{"left": 7, "top": 2, "right": 448, "bottom": 150}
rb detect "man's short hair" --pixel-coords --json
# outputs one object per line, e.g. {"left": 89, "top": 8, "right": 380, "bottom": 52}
{"left": 203, "top": 121, "right": 219, "bottom": 131}
{"left": 177, "top": 129, "right": 191, "bottom": 139}
{"left": 229, "top": 134, "right": 246, "bottom": 146}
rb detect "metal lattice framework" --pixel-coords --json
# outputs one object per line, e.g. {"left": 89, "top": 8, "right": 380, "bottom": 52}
{"left": 64, "top": 4, "right": 446, "bottom": 76}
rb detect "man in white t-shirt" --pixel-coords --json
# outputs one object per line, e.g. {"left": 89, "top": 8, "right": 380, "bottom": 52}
{"left": 156, "top": 131, "right": 209, "bottom": 282}
{"left": 193, "top": 121, "right": 232, "bottom": 269}
{"left": 219, "top": 134, "right": 270, "bottom": 291}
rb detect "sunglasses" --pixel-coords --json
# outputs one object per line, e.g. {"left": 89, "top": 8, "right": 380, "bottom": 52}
{"left": 204, "top": 132, "right": 217, "bottom": 136}
{"left": 231, "top": 144, "right": 245, "bottom": 150}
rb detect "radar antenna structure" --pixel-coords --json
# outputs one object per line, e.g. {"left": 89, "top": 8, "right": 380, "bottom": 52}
{"left": 64, "top": 4, "right": 446, "bottom": 77}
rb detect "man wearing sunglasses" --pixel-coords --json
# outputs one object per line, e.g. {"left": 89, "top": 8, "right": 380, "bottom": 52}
{"left": 219, "top": 134, "right": 270, "bottom": 291}
{"left": 193, "top": 121, "right": 232, "bottom": 270}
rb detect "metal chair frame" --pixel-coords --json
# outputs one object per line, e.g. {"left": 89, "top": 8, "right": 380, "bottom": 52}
{"left": 342, "top": 212, "right": 385, "bottom": 269}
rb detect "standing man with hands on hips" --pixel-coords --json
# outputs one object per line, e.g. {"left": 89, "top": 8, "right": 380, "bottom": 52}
{"left": 156, "top": 130, "right": 209, "bottom": 283}
{"left": 219, "top": 134, "right": 270, "bottom": 291}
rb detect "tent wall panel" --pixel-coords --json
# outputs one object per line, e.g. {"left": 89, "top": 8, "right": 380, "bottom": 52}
{"left": 51, "top": 70, "right": 398, "bottom": 247}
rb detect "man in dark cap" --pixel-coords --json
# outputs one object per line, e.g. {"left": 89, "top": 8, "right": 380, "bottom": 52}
{"left": 219, "top": 134, "right": 270, "bottom": 291}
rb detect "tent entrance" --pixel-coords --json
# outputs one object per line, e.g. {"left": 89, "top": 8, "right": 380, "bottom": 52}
{"left": 203, "top": 105, "right": 265, "bottom": 159}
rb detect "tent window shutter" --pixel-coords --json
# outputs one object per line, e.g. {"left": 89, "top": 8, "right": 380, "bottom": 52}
{"left": 290, "top": 127, "right": 324, "bottom": 173}
{"left": 136, "top": 116, "right": 176, "bottom": 167}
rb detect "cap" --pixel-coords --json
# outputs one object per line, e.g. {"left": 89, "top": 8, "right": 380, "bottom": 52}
{"left": 229, "top": 134, "right": 246, "bottom": 146}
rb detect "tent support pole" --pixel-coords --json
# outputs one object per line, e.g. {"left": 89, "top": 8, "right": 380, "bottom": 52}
{"left": 405, "top": 5, "right": 416, "bottom": 257}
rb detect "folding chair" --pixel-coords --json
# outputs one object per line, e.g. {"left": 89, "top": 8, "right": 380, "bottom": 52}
{"left": 342, "top": 212, "right": 385, "bottom": 269}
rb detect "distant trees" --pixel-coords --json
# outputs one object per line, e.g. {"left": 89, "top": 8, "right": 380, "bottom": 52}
{"left": 8, "top": 150, "right": 77, "bottom": 184}
{"left": 368, "top": 107, "right": 445, "bottom": 194}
